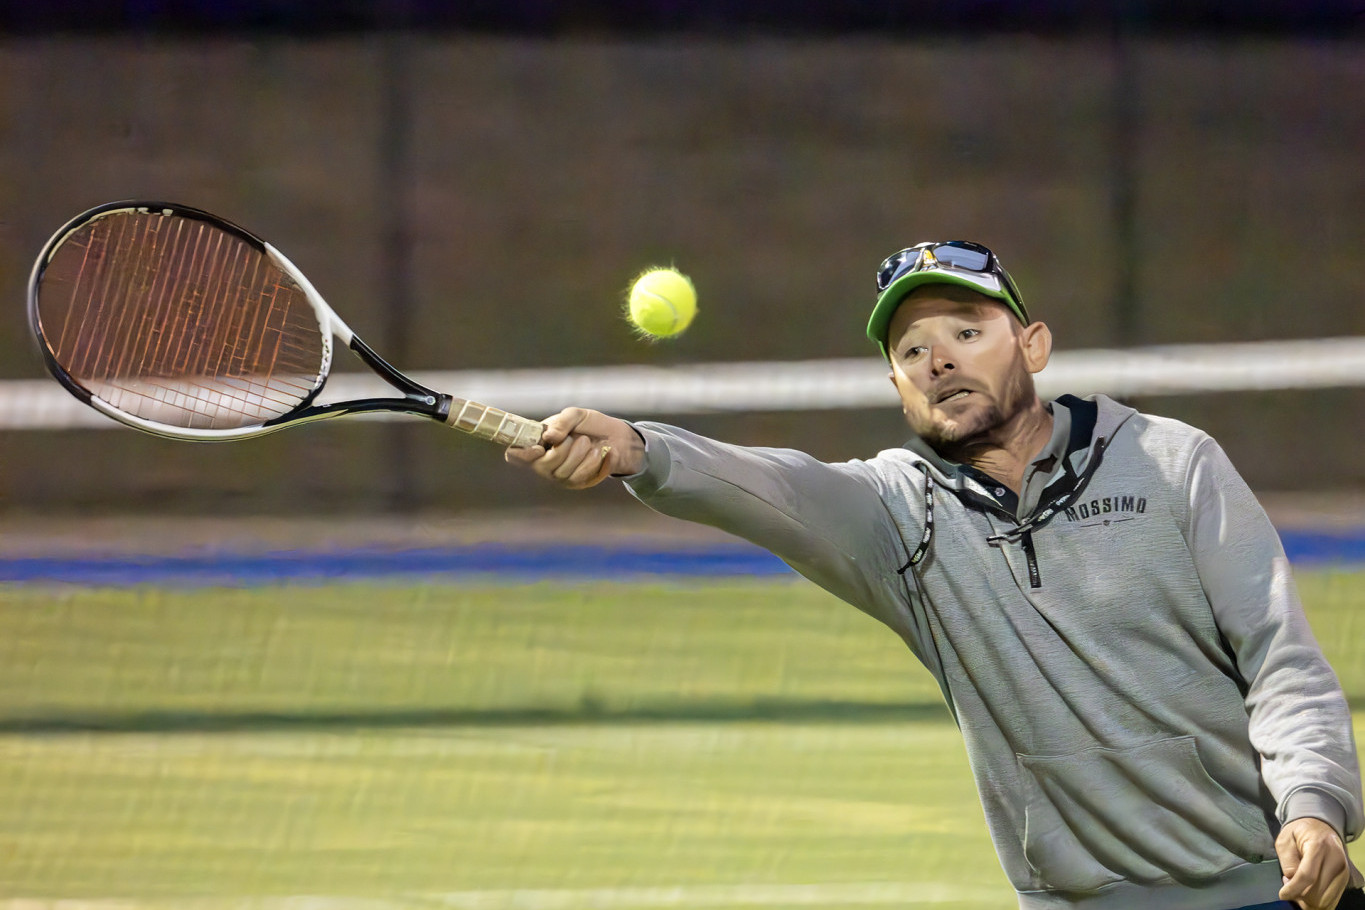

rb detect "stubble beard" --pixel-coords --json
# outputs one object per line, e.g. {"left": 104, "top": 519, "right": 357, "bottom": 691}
{"left": 913, "top": 358, "right": 1035, "bottom": 460}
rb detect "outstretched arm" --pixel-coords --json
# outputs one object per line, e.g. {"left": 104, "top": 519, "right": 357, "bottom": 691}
{"left": 504, "top": 408, "right": 646, "bottom": 490}
{"left": 506, "top": 410, "right": 915, "bottom": 630}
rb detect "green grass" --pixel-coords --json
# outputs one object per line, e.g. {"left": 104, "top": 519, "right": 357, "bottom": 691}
{"left": 0, "top": 571, "right": 1361, "bottom": 908}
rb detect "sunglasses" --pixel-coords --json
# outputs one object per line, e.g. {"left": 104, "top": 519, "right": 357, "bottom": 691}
{"left": 875, "top": 241, "right": 1026, "bottom": 312}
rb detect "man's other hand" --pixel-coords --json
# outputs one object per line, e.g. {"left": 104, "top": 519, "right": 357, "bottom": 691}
{"left": 1277, "top": 816, "right": 1350, "bottom": 910}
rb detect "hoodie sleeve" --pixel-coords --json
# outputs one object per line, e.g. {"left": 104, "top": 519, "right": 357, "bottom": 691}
{"left": 1184, "top": 434, "right": 1363, "bottom": 842}
{"left": 621, "top": 421, "right": 915, "bottom": 628}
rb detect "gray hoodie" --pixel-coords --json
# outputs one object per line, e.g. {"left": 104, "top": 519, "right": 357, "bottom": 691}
{"left": 624, "top": 394, "right": 1362, "bottom": 910}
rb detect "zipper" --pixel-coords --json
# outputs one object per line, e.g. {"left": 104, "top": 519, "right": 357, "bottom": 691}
{"left": 982, "top": 435, "right": 1110, "bottom": 591}
{"left": 907, "top": 434, "right": 1108, "bottom": 588}
{"left": 986, "top": 524, "right": 1043, "bottom": 589}
{"left": 1020, "top": 530, "right": 1041, "bottom": 589}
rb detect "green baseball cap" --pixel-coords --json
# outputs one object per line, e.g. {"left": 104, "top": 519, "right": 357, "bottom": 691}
{"left": 867, "top": 242, "right": 1029, "bottom": 359}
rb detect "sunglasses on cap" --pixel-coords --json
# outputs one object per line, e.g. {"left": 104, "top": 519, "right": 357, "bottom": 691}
{"left": 867, "top": 240, "right": 1030, "bottom": 359}
{"left": 876, "top": 241, "right": 1026, "bottom": 309}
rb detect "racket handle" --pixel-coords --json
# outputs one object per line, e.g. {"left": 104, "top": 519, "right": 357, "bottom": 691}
{"left": 445, "top": 398, "right": 546, "bottom": 448}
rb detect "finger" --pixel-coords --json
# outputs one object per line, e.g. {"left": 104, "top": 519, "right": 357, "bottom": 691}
{"left": 549, "top": 435, "right": 599, "bottom": 483}
{"left": 532, "top": 437, "right": 577, "bottom": 481}
{"left": 1277, "top": 827, "right": 1305, "bottom": 879}
{"left": 1278, "top": 829, "right": 1307, "bottom": 902}
{"left": 1306, "top": 848, "right": 1350, "bottom": 910}
{"left": 563, "top": 443, "right": 615, "bottom": 490}
{"left": 1287, "top": 876, "right": 1347, "bottom": 910}
{"left": 539, "top": 407, "right": 594, "bottom": 448}
{"left": 1317, "top": 869, "right": 1350, "bottom": 910}
{"left": 504, "top": 444, "right": 546, "bottom": 467}
{"left": 1281, "top": 850, "right": 1322, "bottom": 901}
{"left": 1281, "top": 841, "right": 1337, "bottom": 908}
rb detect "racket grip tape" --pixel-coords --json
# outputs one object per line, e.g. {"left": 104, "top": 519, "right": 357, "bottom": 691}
{"left": 446, "top": 398, "right": 545, "bottom": 448}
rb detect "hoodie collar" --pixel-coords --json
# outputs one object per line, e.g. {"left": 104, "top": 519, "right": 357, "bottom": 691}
{"left": 901, "top": 395, "right": 1127, "bottom": 519}
{"left": 897, "top": 396, "right": 1136, "bottom": 575}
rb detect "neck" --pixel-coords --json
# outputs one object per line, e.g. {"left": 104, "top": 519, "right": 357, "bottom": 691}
{"left": 937, "top": 397, "right": 1053, "bottom": 494}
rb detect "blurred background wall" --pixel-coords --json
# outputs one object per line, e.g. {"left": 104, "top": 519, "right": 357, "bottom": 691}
{"left": 1, "top": 3, "right": 1363, "bottom": 515}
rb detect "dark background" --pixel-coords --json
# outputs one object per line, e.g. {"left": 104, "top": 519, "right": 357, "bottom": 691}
{"left": 1, "top": 1, "right": 1363, "bottom": 515}
{"left": 4, "top": 2, "right": 1365, "bottom": 36}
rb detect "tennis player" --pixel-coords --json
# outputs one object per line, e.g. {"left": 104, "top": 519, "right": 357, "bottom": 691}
{"left": 506, "top": 241, "right": 1364, "bottom": 910}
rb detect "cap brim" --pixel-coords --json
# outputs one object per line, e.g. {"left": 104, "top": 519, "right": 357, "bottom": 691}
{"left": 866, "top": 269, "right": 1028, "bottom": 358}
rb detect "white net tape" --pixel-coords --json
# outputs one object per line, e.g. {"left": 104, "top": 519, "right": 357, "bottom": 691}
{"left": 8, "top": 336, "right": 1365, "bottom": 429}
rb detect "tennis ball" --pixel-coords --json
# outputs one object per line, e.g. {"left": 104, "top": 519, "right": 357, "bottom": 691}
{"left": 626, "top": 268, "right": 697, "bottom": 339}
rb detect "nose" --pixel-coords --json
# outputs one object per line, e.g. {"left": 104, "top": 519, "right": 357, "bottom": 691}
{"left": 930, "top": 346, "right": 956, "bottom": 376}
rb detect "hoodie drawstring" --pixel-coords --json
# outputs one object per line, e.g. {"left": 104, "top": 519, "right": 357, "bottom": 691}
{"left": 909, "top": 436, "right": 1109, "bottom": 588}
{"left": 897, "top": 471, "right": 935, "bottom": 575}
{"left": 984, "top": 437, "right": 1109, "bottom": 588}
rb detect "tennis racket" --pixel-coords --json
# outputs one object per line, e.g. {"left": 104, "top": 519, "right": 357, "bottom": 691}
{"left": 27, "top": 201, "right": 546, "bottom": 446}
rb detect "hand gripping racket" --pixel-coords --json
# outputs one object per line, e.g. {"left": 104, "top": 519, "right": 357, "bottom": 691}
{"left": 28, "top": 201, "right": 545, "bottom": 446}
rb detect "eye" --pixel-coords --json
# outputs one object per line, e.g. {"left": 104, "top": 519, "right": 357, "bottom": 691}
{"left": 958, "top": 328, "right": 981, "bottom": 341}
{"left": 899, "top": 344, "right": 927, "bottom": 361}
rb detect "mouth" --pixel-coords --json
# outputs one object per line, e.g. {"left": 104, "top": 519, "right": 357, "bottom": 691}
{"left": 934, "top": 388, "right": 972, "bottom": 405}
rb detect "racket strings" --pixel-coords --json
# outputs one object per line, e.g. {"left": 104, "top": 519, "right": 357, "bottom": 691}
{"left": 38, "top": 211, "right": 328, "bottom": 429}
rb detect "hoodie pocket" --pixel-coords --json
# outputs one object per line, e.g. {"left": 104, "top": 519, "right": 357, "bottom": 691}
{"left": 1017, "top": 736, "right": 1268, "bottom": 893}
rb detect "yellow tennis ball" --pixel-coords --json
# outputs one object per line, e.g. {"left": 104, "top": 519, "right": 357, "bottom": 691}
{"left": 626, "top": 268, "right": 697, "bottom": 339}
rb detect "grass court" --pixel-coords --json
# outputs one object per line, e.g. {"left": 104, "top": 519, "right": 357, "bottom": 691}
{"left": 0, "top": 571, "right": 1361, "bottom": 908}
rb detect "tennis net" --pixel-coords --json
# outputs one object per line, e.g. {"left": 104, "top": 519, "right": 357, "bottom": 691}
{"left": 4, "top": 336, "right": 1364, "bottom": 429}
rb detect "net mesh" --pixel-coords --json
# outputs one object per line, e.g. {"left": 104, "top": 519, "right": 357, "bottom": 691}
{"left": 0, "top": 578, "right": 999, "bottom": 907}
{"left": 0, "top": 571, "right": 1360, "bottom": 907}
{"left": 11, "top": 216, "right": 1365, "bottom": 908}
{"left": 34, "top": 209, "right": 328, "bottom": 430}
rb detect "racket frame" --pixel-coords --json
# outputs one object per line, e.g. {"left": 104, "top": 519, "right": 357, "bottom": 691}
{"left": 28, "top": 202, "right": 542, "bottom": 446}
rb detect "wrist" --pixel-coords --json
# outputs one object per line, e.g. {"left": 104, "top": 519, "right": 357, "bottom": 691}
{"left": 610, "top": 423, "right": 649, "bottom": 477}
{"left": 1282, "top": 788, "right": 1348, "bottom": 842}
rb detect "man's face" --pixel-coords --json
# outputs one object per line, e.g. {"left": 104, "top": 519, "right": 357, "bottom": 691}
{"left": 885, "top": 288, "right": 1047, "bottom": 451}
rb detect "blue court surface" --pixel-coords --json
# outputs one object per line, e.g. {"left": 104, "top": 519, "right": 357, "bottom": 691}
{"left": 0, "top": 543, "right": 788, "bottom": 586}
{"left": 1, "top": 529, "right": 1363, "bottom": 586}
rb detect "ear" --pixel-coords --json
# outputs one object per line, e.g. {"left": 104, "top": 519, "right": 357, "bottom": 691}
{"left": 1019, "top": 321, "right": 1053, "bottom": 374}
{"left": 887, "top": 368, "right": 908, "bottom": 414}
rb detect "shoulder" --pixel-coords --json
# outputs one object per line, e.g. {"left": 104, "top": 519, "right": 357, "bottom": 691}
{"left": 1127, "top": 411, "right": 1212, "bottom": 451}
{"left": 1070, "top": 396, "right": 1229, "bottom": 508}
{"left": 858, "top": 445, "right": 928, "bottom": 481}
{"left": 842, "top": 446, "right": 933, "bottom": 512}
{"left": 1089, "top": 395, "right": 1214, "bottom": 462}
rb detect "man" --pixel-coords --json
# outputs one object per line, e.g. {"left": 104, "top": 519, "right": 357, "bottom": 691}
{"left": 506, "top": 241, "right": 1364, "bottom": 910}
